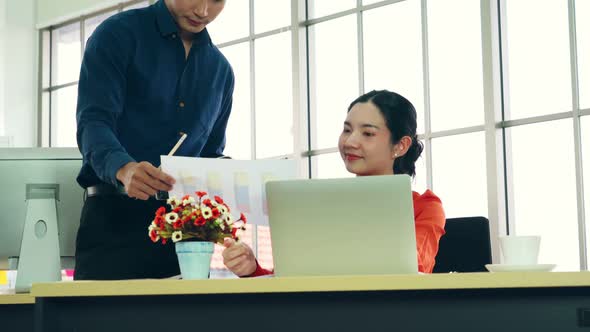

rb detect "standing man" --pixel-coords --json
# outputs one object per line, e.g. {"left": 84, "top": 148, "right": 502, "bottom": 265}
{"left": 75, "top": 0, "right": 232, "bottom": 280}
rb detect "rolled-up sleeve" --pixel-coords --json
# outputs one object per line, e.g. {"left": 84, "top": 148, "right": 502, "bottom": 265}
{"left": 76, "top": 23, "right": 135, "bottom": 186}
{"left": 414, "top": 191, "right": 446, "bottom": 273}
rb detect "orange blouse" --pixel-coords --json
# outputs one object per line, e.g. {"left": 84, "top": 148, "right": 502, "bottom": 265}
{"left": 249, "top": 189, "right": 446, "bottom": 277}
{"left": 412, "top": 190, "right": 446, "bottom": 273}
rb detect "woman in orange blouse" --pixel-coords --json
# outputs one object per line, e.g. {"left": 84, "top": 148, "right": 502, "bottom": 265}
{"left": 223, "top": 90, "right": 446, "bottom": 276}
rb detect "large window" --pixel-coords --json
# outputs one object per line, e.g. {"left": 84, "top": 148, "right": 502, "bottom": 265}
{"left": 40, "top": 0, "right": 590, "bottom": 272}
{"left": 40, "top": 0, "right": 151, "bottom": 147}
{"left": 502, "top": 0, "right": 587, "bottom": 270}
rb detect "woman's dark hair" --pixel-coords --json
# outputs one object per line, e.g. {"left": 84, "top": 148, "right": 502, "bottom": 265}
{"left": 347, "top": 90, "right": 423, "bottom": 177}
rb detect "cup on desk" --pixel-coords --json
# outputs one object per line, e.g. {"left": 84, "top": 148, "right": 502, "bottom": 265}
{"left": 499, "top": 235, "right": 541, "bottom": 265}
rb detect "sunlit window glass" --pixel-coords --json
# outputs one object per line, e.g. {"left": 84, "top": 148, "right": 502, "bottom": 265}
{"left": 51, "top": 85, "right": 78, "bottom": 147}
{"left": 254, "top": 0, "right": 290, "bottom": 33}
{"left": 221, "top": 42, "right": 252, "bottom": 160}
{"left": 507, "top": 120, "right": 579, "bottom": 271}
{"left": 432, "top": 132, "right": 488, "bottom": 219}
{"left": 427, "top": 0, "right": 484, "bottom": 131}
{"left": 52, "top": 23, "right": 81, "bottom": 85}
{"left": 308, "top": 0, "right": 356, "bottom": 19}
{"left": 576, "top": 0, "right": 590, "bottom": 109}
{"left": 208, "top": 0, "right": 249, "bottom": 44}
{"left": 363, "top": 1, "right": 425, "bottom": 134}
{"left": 254, "top": 33, "right": 293, "bottom": 158}
{"left": 309, "top": 15, "right": 358, "bottom": 150}
{"left": 505, "top": 0, "right": 571, "bottom": 119}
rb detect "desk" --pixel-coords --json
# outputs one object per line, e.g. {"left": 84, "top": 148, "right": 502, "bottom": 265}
{"left": 0, "top": 292, "right": 35, "bottom": 332}
{"left": 32, "top": 272, "right": 590, "bottom": 332}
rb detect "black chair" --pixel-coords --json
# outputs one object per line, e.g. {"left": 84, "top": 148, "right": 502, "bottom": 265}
{"left": 433, "top": 216, "right": 492, "bottom": 273}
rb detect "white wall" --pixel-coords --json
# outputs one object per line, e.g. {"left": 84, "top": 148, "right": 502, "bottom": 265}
{"left": 0, "top": 0, "right": 37, "bottom": 147}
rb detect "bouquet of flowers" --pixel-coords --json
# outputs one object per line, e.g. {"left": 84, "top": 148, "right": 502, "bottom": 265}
{"left": 148, "top": 191, "right": 247, "bottom": 245}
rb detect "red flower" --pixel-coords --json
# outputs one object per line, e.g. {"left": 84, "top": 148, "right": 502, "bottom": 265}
{"left": 194, "top": 216, "right": 206, "bottom": 226}
{"left": 202, "top": 199, "right": 212, "bottom": 207}
{"left": 211, "top": 207, "right": 220, "bottom": 219}
{"left": 214, "top": 196, "right": 224, "bottom": 204}
{"left": 149, "top": 229, "right": 159, "bottom": 243}
{"left": 173, "top": 207, "right": 182, "bottom": 213}
{"left": 239, "top": 213, "right": 247, "bottom": 223}
{"left": 196, "top": 191, "right": 207, "bottom": 198}
{"left": 155, "top": 206, "right": 166, "bottom": 216}
{"left": 181, "top": 194, "right": 190, "bottom": 201}
{"left": 162, "top": 238, "right": 167, "bottom": 245}
{"left": 173, "top": 220, "right": 183, "bottom": 229}
{"left": 154, "top": 215, "right": 164, "bottom": 228}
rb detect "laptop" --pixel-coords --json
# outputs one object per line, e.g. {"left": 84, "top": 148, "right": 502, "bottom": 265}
{"left": 267, "top": 174, "right": 418, "bottom": 277}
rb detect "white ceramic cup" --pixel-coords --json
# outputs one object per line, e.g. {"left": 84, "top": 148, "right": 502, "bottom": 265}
{"left": 499, "top": 235, "right": 541, "bottom": 265}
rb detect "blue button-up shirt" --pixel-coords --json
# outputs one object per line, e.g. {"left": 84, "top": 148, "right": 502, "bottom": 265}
{"left": 76, "top": 0, "right": 234, "bottom": 188}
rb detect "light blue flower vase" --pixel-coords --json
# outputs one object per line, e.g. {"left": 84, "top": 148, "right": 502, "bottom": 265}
{"left": 175, "top": 241, "right": 214, "bottom": 279}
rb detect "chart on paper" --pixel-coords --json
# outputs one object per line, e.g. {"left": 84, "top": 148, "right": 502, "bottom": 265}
{"left": 161, "top": 156, "right": 297, "bottom": 226}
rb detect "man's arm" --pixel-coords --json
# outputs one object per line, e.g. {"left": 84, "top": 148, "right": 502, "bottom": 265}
{"left": 76, "top": 23, "right": 135, "bottom": 186}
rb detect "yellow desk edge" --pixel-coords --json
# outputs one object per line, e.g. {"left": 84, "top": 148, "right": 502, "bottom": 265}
{"left": 0, "top": 293, "right": 35, "bottom": 305}
{"left": 31, "top": 271, "right": 590, "bottom": 298}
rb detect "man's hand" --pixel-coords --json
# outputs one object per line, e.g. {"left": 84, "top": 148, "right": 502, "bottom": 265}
{"left": 116, "top": 161, "right": 175, "bottom": 200}
{"left": 222, "top": 238, "right": 257, "bottom": 277}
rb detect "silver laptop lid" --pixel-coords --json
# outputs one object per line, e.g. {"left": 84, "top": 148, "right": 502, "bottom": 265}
{"left": 267, "top": 175, "right": 418, "bottom": 277}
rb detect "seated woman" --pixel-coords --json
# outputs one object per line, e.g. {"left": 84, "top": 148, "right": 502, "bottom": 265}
{"left": 222, "top": 90, "right": 446, "bottom": 276}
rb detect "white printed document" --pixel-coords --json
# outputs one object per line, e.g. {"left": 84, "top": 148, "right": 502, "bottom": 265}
{"left": 161, "top": 156, "right": 297, "bottom": 226}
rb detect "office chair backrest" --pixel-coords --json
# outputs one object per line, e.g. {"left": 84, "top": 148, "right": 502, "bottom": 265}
{"left": 433, "top": 216, "right": 492, "bottom": 273}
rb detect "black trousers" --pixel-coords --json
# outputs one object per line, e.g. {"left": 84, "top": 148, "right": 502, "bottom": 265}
{"left": 74, "top": 194, "right": 180, "bottom": 280}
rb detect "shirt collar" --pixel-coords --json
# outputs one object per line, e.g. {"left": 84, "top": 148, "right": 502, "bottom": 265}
{"left": 154, "top": 0, "right": 177, "bottom": 37}
{"left": 154, "top": 0, "right": 212, "bottom": 46}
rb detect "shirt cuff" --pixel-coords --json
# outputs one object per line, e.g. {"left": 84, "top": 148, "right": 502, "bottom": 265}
{"left": 105, "top": 151, "right": 135, "bottom": 186}
{"left": 243, "top": 260, "right": 273, "bottom": 278}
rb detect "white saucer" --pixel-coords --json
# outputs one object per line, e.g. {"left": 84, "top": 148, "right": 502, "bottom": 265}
{"left": 485, "top": 263, "right": 556, "bottom": 273}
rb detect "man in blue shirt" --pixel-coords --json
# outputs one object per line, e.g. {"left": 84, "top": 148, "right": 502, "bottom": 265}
{"left": 75, "top": 0, "right": 233, "bottom": 280}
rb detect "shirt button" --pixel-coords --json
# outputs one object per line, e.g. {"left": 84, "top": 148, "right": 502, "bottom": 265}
{"left": 179, "top": 101, "right": 185, "bottom": 108}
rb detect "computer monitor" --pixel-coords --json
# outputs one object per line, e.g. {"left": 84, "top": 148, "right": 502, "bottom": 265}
{"left": 0, "top": 148, "right": 83, "bottom": 292}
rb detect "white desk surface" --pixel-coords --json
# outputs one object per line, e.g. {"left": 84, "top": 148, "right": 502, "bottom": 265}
{"left": 31, "top": 271, "right": 590, "bottom": 298}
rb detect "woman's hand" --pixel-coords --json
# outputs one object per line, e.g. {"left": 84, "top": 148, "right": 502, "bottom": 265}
{"left": 222, "top": 238, "right": 257, "bottom": 277}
